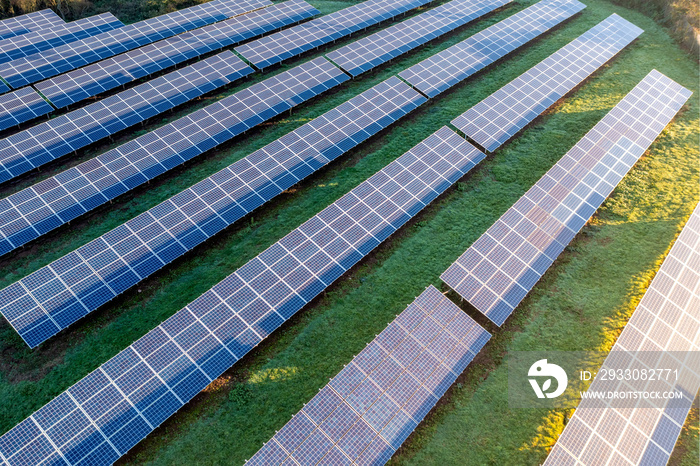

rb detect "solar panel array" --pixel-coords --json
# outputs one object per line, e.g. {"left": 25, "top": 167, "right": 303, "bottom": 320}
{"left": 0, "top": 9, "right": 64, "bottom": 41}
{"left": 441, "top": 70, "right": 693, "bottom": 326}
{"left": 248, "top": 285, "right": 491, "bottom": 466}
{"left": 545, "top": 202, "right": 700, "bottom": 466}
{"left": 399, "top": 0, "right": 586, "bottom": 98}
{"left": 0, "top": 50, "right": 252, "bottom": 183}
{"left": 0, "top": 76, "right": 425, "bottom": 347}
{"left": 36, "top": 0, "right": 318, "bottom": 109}
{"left": 235, "top": 0, "right": 432, "bottom": 69}
{"left": 326, "top": 0, "right": 511, "bottom": 77}
{"left": 452, "top": 14, "right": 643, "bottom": 152}
{"left": 0, "top": 126, "right": 485, "bottom": 465}
{"left": 0, "top": 87, "right": 54, "bottom": 131}
{"left": 0, "top": 57, "right": 346, "bottom": 258}
{"left": 0, "top": 0, "right": 270, "bottom": 89}
{"left": 0, "top": 13, "right": 123, "bottom": 65}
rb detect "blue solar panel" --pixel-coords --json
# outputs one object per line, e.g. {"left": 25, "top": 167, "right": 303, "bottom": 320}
{"left": 545, "top": 201, "right": 700, "bottom": 466}
{"left": 441, "top": 70, "right": 693, "bottom": 326}
{"left": 0, "top": 127, "right": 485, "bottom": 465}
{"left": 0, "top": 57, "right": 347, "bottom": 262}
{"left": 236, "top": 0, "right": 433, "bottom": 69}
{"left": 0, "top": 87, "right": 54, "bottom": 131}
{"left": 0, "top": 50, "right": 252, "bottom": 183}
{"left": 0, "top": 0, "right": 270, "bottom": 89}
{"left": 0, "top": 10, "right": 64, "bottom": 41}
{"left": 452, "top": 14, "right": 643, "bottom": 152}
{"left": 398, "top": 0, "right": 586, "bottom": 98}
{"left": 327, "top": 0, "right": 511, "bottom": 77}
{"left": 248, "top": 285, "right": 490, "bottom": 465}
{"left": 36, "top": 0, "right": 318, "bottom": 109}
{"left": 0, "top": 13, "right": 124, "bottom": 65}
{"left": 0, "top": 77, "right": 424, "bottom": 347}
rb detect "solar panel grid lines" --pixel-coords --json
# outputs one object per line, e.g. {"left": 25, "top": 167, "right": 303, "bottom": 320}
{"left": 452, "top": 13, "right": 644, "bottom": 152}
{"left": 0, "top": 0, "right": 271, "bottom": 89}
{"left": 398, "top": 0, "right": 587, "bottom": 98}
{"left": 0, "top": 13, "right": 124, "bottom": 65}
{"left": 544, "top": 202, "right": 700, "bottom": 466}
{"left": 0, "top": 10, "right": 65, "bottom": 41}
{"left": 0, "top": 76, "right": 425, "bottom": 348}
{"left": 247, "top": 285, "right": 491, "bottom": 466}
{"left": 0, "top": 50, "right": 252, "bottom": 186}
{"left": 35, "top": 0, "right": 319, "bottom": 109}
{"left": 0, "top": 126, "right": 486, "bottom": 465}
{"left": 326, "top": 0, "right": 512, "bottom": 77}
{"left": 235, "top": 0, "right": 434, "bottom": 70}
{"left": 0, "top": 87, "right": 55, "bottom": 131}
{"left": 440, "top": 70, "right": 693, "bottom": 327}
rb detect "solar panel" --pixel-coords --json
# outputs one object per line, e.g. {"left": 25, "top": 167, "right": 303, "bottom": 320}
{"left": 440, "top": 70, "right": 693, "bottom": 326}
{"left": 0, "top": 50, "right": 252, "bottom": 183}
{"left": 235, "top": 0, "right": 433, "bottom": 69}
{"left": 0, "top": 57, "right": 346, "bottom": 259}
{"left": 545, "top": 201, "right": 700, "bottom": 466}
{"left": 0, "top": 0, "right": 270, "bottom": 89}
{"left": 0, "top": 87, "right": 54, "bottom": 131}
{"left": 0, "top": 13, "right": 124, "bottom": 65}
{"left": 36, "top": 0, "right": 318, "bottom": 109}
{"left": 0, "top": 77, "right": 424, "bottom": 348}
{"left": 398, "top": 0, "right": 586, "bottom": 98}
{"left": 247, "top": 285, "right": 491, "bottom": 466}
{"left": 452, "top": 14, "right": 643, "bottom": 152}
{"left": 0, "top": 10, "right": 64, "bottom": 41}
{"left": 326, "top": 0, "right": 511, "bottom": 77}
{"left": 0, "top": 126, "right": 485, "bottom": 465}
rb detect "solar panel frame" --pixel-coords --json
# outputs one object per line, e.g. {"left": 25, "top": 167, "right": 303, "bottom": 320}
{"left": 326, "top": 0, "right": 512, "bottom": 77}
{"left": 247, "top": 285, "right": 491, "bottom": 465}
{"left": 0, "top": 76, "right": 425, "bottom": 348}
{"left": 0, "top": 50, "right": 252, "bottom": 179}
{"left": 398, "top": 0, "right": 586, "bottom": 98}
{"left": 0, "top": 57, "right": 347, "bottom": 262}
{"left": 0, "top": 0, "right": 270, "bottom": 89}
{"left": 0, "top": 126, "right": 485, "bottom": 465}
{"left": 441, "top": 70, "right": 693, "bottom": 326}
{"left": 0, "top": 13, "right": 124, "bottom": 65}
{"left": 235, "top": 0, "right": 433, "bottom": 69}
{"left": 0, "top": 87, "right": 55, "bottom": 131}
{"left": 0, "top": 10, "right": 64, "bottom": 41}
{"left": 544, "top": 202, "right": 700, "bottom": 466}
{"left": 452, "top": 14, "right": 643, "bottom": 152}
{"left": 35, "top": 0, "right": 318, "bottom": 109}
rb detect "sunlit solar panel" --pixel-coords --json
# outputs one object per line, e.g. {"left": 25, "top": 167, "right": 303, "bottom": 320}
{"left": 0, "top": 9, "right": 64, "bottom": 41}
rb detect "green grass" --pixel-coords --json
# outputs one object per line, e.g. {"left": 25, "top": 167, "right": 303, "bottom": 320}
{"left": 0, "top": 0, "right": 698, "bottom": 464}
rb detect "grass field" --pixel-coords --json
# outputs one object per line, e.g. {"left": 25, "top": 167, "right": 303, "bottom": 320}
{"left": 0, "top": 0, "right": 698, "bottom": 464}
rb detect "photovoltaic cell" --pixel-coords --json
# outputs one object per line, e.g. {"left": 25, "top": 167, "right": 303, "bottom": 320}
{"left": 0, "top": 50, "right": 252, "bottom": 182}
{"left": 0, "top": 13, "right": 124, "bottom": 65}
{"left": 0, "top": 58, "right": 347, "bottom": 260}
{"left": 247, "top": 285, "right": 490, "bottom": 465}
{"left": 235, "top": 0, "right": 433, "bottom": 69}
{"left": 0, "top": 10, "right": 64, "bottom": 41}
{"left": 0, "top": 87, "right": 54, "bottom": 131}
{"left": 545, "top": 202, "right": 700, "bottom": 466}
{"left": 398, "top": 0, "right": 586, "bottom": 98}
{"left": 440, "top": 70, "right": 692, "bottom": 326}
{"left": 0, "top": 0, "right": 270, "bottom": 89}
{"left": 36, "top": 0, "right": 318, "bottom": 109}
{"left": 0, "top": 126, "right": 485, "bottom": 464}
{"left": 326, "top": 0, "right": 511, "bottom": 77}
{"left": 452, "top": 14, "right": 643, "bottom": 152}
{"left": 0, "top": 76, "right": 424, "bottom": 347}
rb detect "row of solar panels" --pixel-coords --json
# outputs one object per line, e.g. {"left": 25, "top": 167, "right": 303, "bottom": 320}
{"left": 0, "top": 9, "right": 64, "bottom": 42}
{"left": 0, "top": 65, "right": 692, "bottom": 465}
{"left": 0, "top": 0, "right": 585, "bottom": 348}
